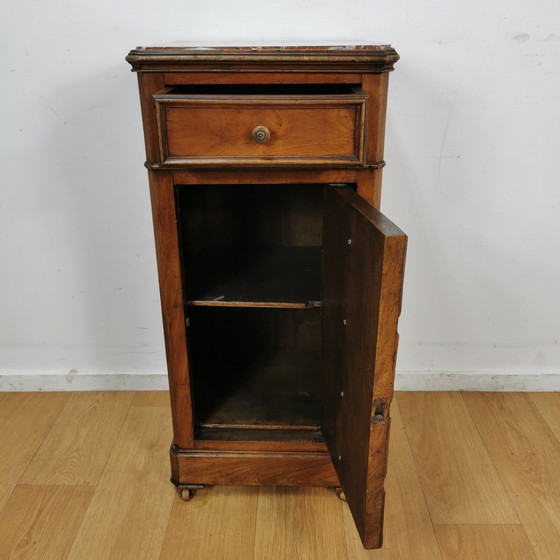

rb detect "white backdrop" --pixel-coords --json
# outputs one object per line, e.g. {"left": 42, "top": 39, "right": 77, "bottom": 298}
{"left": 1, "top": 0, "right": 559, "bottom": 389}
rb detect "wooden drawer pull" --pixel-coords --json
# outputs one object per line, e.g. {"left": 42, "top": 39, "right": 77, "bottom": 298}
{"left": 252, "top": 125, "right": 270, "bottom": 144}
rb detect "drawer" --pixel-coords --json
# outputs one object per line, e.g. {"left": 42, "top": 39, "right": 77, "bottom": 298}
{"left": 153, "top": 87, "right": 367, "bottom": 167}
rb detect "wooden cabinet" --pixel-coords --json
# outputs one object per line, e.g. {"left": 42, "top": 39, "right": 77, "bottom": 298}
{"left": 127, "top": 43, "right": 406, "bottom": 549}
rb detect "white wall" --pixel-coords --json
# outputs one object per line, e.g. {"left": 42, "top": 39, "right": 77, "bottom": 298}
{"left": 1, "top": 0, "right": 559, "bottom": 389}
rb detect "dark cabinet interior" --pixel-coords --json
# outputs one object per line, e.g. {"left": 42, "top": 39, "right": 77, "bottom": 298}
{"left": 177, "top": 183, "right": 325, "bottom": 308}
{"left": 189, "top": 306, "right": 322, "bottom": 437}
{"left": 177, "top": 183, "right": 359, "bottom": 445}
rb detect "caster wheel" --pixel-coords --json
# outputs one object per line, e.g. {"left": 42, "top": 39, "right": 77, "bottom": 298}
{"left": 179, "top": 488, "right": 194, "bottom": 501}
{"left": 335, "top": 487, "right": 347, "bottom": 502}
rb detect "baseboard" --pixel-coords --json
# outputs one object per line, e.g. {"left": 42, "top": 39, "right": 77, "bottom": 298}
{"left": 0, "top": 371, "right": 559, "bottom": 392}
{"left": 394, "top": 372, "right": 560, "bottom": 392}
{"left": 0, "top": 373, "right": 169, "bottom": 392}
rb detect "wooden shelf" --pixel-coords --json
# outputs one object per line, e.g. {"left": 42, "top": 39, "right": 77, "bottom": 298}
{"left": 196, "top": 427, "right": 324, "bottom": 443}
{"left": 194, "top": 349, "right": 321, "bottom": 431}
{"left": 186, "top": 247, "right": 321, "bottom": 308}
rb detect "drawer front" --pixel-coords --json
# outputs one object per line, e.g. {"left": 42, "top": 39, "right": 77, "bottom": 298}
{"left": 154, "top": 95, "right": 366, "bottom": 166}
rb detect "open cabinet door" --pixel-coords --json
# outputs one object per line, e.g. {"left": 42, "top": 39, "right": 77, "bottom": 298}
{"left": 322, "top": 185, "right": 407, "bottom": 549}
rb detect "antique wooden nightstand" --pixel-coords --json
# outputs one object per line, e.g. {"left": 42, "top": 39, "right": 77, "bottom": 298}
{"left": 126, "top": 43, "right": 406, "bottom": 549}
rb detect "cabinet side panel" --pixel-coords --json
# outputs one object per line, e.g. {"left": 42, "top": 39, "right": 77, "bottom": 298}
{"left": 148, "top": 170, "right": 194, "bottom": 448}
{"left": 138, "top": 73, "right": 165, "bottom": 164}
{"left": 362, "top": 73, "right": 389, "bottom": 165}
{"left": 357, "top": 167, "right": 383, "bottom": 209}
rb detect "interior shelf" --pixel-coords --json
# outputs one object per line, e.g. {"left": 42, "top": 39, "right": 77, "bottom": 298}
{"left": 186, "top": 246, "right": 321, "bottom": 308}
{"left": 195, "top": 426, "right": 324, "bottom": 444}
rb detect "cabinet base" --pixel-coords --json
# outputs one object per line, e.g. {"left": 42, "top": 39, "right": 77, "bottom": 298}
{"left": 170, "top": 444, "right": 340, "bottom": 487}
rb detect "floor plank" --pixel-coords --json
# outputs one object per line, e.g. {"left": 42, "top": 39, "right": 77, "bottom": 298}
{"left": 398, "top": 392, "right": 518, "bottom": 524}
{"left": 463, "top": 392, "right": 560, "bottom": 560}
{"left": 0, "top": 485, "right": 14, "bottom": 515}
{"left": 529, "top": 393, "right": 560, "bottom": 442}
{"left": 161, "top": 486, "right": 258, "bottom": 560}
{"left": 0, "top": 485, "right": 93, "bottom": 560}
{"left": 21, "top": 392, "right": 133, "bottom": 485}
{"left": 66, "top": 407, "right": 175, "bottom": 560}
{"left": 343, "top": 396, "right": 442, "bottom": 559}
{"left": 254, "top": 486, "right": 348, "bottom": 560}
{"left": 131, "top": 391, "right": 170, "bottom": 407}
{"left": 434, "top": 525, "right": 538, "bottom": 560}
{"left": 0, "top": 393, "right": 68, "bottom": 486}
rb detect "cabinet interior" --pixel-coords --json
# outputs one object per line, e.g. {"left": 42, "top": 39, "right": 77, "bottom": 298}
{"left": 163, "top": 84, "right": 361, "bottom": 96}
{"left": 188, "top": 306, "right": 322, "bottom": 441}
{"left": 175, "top": 183, "right": 355, "bottom": 442}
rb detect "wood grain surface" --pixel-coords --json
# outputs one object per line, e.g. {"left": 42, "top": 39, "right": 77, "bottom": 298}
{"left": 434, "top": 524, "right": 538, "bottom": 560}
{"left": 21, "top": 392, "right": 133, "bottom": 485}
{"left": 148, "top": 170, "right": 194, "bottom": 449}
{"left": 530, "top": 392, "right": 560, "bottom": 441}
{"left": 398, "top": 391, "right": 518, "bottom": 524}
{"left": 66, "top": 407, "right": 175, "bottom": 560}
{"left": 156, "top": 94, "right": 366, "bottom": 166}
{"left": 0, "top": 393, "right": 68, "bottom": 486}
{"left": 0, "top": 485, "right": 93, "bottom": 560}
{"left": 322, "top": 186, "right": 407, "bottom": 548}
{"left": 161, "top": 486, "right": 258, "bottom": 560}
{"left": 254, "top": 487, "right": 348, "bottom": 560}
{"left": 131, "top": 390, "right": 171, "bottom": 407}
{"left": 1, "top": 391, "right": 560, "bottom": 559}
{"left": 463, "top": 392, "right": 560, "bottom": 560}
{"left": 173, "top": 449, "right": 339, "bottom": 487}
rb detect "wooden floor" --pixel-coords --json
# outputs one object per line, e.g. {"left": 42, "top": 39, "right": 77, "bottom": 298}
{"left": 1, "top": 392, "right": 559, "bottom": 559}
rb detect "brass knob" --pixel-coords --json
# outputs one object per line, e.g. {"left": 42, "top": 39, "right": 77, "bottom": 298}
{"left": 252, "top": 125, "right": 270, "bottom": 144}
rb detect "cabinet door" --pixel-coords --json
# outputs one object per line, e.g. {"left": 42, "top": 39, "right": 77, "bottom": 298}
{"left": 322, "top": 185, "right": 407, "bottom": 549}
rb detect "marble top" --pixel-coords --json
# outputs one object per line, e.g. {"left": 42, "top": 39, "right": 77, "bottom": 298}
{"left": 131, "top": 40, "right": 391, "bottom": 51}
{"left": 126, "top": 42, "right": 399, "bottom": 71}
